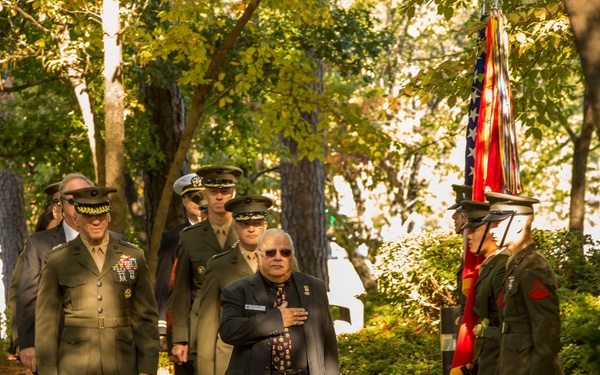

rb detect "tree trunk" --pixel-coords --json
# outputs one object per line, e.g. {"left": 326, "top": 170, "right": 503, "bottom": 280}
{"left": 344, "top": 178, "right": 377, "bottom": 291}
{"left": 141, "top": 83, "right": 188, "bottom": 255}
{"left": 569, "top": 86, "right": 594, "bottom": 238}
{"left": 563, "top": 0, "right": 600, "bottom": 237}
{"left": 56, "top": 24, "right": 104, "bottom": 185}
{"left": 565, "top": 0, "right": 600, "bottom": 119}
{"left": 146, "top": 0, "right": 261, "bottom": 276}
{"left": 0, "top": 169, "right": 28, "bottom": 305}
{"left": 280, "top": 57, "right": 329, "bottom": 283}
{"left": 281, "top": 156, "right": 328, "bottom": 283}
{"left": 103, "top": 0, "right": 126, "bottom": 233}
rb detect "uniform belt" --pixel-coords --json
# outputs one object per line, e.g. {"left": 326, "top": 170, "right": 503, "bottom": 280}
{"left": 474, "top": 324, "right": 501, "bottom": 339}
{"left": 271, "top": 367, "right": 309, "bottom": 375}
{"left": 64, "top": 316, "right": 132, "bottom": 329}
{"left": 502, "top": 322, "right": 532, "bottom": 334}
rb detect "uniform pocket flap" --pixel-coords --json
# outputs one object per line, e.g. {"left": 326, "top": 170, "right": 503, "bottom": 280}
{"left": 58, "top": 274, "right": 88, "bottom": 288}
{"left": 504, "top": 333, "right": 533, "bottom": 354}
{"left": 115, "top": 327, "right": 134, "bottom": 345}
{"left": 61, "top": 327, "right": 91, "bottom": 344}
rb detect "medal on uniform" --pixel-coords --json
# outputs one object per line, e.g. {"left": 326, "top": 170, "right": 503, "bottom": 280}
{"left": 112, "top": 255, "right": 138, "bottom": 281}
{"left": 507, "top": 276, "right": 515, "bottom": 292}
{"left": 304, "top": 285, "right": 310, "bottom": 295}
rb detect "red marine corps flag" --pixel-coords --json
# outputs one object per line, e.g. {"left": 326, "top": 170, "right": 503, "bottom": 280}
{"left": 451, "top": 5, "right": 522, "bottom": 374}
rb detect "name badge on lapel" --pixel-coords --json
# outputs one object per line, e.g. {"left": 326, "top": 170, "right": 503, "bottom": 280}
{"left": 245, "top": 304, "right": 266, "bottom": 312}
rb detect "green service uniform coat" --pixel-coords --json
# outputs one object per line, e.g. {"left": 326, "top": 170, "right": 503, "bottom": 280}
{"left": 498, "top": 243, "right": 563, "bottom": 375}
{"left": 35, "top": 235, "right": 159, "bottom": 375}
{"left": 472, "top": 248, "right": 509, "bottom": 375}
{"left": 197, "top": 245, "right": 255, "bottom": 375}
{"left": 171, "top": 219, "right": 238, "bottom": 356}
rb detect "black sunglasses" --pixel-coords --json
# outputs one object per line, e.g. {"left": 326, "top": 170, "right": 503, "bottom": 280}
{"left": 261, "top": 248, "right": 293, "bottom": 258}
{"left": 61, "top": 197, "right": 75, "bottom": 205}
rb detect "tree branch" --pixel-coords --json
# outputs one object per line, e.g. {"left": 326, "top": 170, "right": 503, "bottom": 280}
{"left": 1, "top": 75, "right": 62, "bottom": 92}
{"left": 4, "top": 3, "right": 52, "bottom": 34}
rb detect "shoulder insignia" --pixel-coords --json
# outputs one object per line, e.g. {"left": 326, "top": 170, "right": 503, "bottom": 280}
{"left": 117, "top": 239, "right": 141, "bottom": 250}
{"left": 52, "top": 242, "right": 69, "bottom": 250}
{"left": 211, "top": 249, "right": 233, "bottom": 261}
{"left": 529, "top": 279, "right": 550, "bottom": 299}
{"left": 50, "top": 242, "right": 69, "bottom": 252}
{"left": 180, "top": 225, "right": 194, "bottom": 234}
{"left": 180, "top": 221, "right": 207, "bottom": 234}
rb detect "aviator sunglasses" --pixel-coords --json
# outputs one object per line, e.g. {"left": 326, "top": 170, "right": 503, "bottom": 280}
{"left": 260, "top": 248, "right": 293, "bottom": 258}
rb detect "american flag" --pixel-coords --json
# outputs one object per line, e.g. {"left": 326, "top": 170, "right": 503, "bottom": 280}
{"left": 452, "top": 9, "right": 522, "bottom": 374}
{"left": 464, "top": 21, "right": 487, "bottom": 190}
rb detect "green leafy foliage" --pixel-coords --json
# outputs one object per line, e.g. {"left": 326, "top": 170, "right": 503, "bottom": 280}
{"left": 353, "top": 228, "right": 600, "bottom": 374}
{"left": 533, "top": 229, "right": 600, "bottom": 295}
{"left": 338, "top": 322, "right": 442, "bottom": 374}
{"left": 373, "top": 231, "right": 463, "bottom": 329}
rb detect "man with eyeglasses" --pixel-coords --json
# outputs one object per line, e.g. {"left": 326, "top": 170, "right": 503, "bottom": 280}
{"left": 483, "top": 192, "right": 563, "bottom": 375}
{"left": 196, "top": 195, "right": 272, "bottom": 375}
{"left": 171, "top": 165, "right": 243, "bottom": 371}
{"left": 14, "top": 173, "right": 94, "bottom": 373}
{"left": 155, "top": 173, "right": 206, "bottom": 375}
{"left": 219, "top": 228, "right": 339, "bottom": 375}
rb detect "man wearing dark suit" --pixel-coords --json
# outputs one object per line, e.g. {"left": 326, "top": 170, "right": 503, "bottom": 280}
{"left": 196, "top": 196, "right": 272, "bottom": 375}
{"left": 219, "top": 228, "right": 339, "bottom": 375}
{"left": 15, "top": 173, "right": 95, "bottom": 373}
{"left": 35, "top": 186, "right": 159, "bottom": 375}
{"left": 171, "top": 165, "right": 243, "bottom": 369}
{"left": 155, "top": 172, "right": 206, "bottom": 375}
{"left": 9, "top": 181, "right": 62, "bottom": 358}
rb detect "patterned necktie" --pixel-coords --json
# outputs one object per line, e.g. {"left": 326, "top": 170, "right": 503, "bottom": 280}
{"left": 271, "top": 284, "right": 292, "bottom": 372}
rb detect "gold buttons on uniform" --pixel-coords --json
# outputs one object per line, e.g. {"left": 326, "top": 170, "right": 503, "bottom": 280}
{"left": 124, "top": 288, "right": 132, "bottom": 299}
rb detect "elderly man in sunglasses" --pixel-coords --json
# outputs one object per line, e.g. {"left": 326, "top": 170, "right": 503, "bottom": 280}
{"left": 219, "top": 228, "right": 339, "bottom": 375}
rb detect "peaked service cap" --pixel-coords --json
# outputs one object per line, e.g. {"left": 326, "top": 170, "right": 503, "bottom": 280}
{"left": 448, "top": 184, "right": 473, "bottom": 210}
{"left": 482, "top": 192, "right": 539, "bottom": 222}
{"left": 173, "top": 173, "right": 204, "bottom": 196}
{"left": 225, "top": 195, "right": 273, "bottom": 222}
{"left": 197, "top": 165, "right": 243, "bottom": 189}
{"left": 63, "top": 186, "right": 117, "bottom": 216}
{"left": 460, "top": 200, "right": 490, "bottom": 229}
{"left": 44, "top": 182, "right": 62, "bottom": 199}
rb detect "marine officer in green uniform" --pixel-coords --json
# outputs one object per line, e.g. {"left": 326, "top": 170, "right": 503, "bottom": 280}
{"left": 35, "top": 186, "right": 159, "bottom": 375}
{"left": 461, "top": 199, "right": 509, "bottom": 374}
{"left": 171, "top": 165, "right": 243, "bottom": 369}
{"left": 483, "top": 192, "right": 563, "bottom": 375}
{"left": 196, "top": 195, "right": 272, "bottom": 375}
